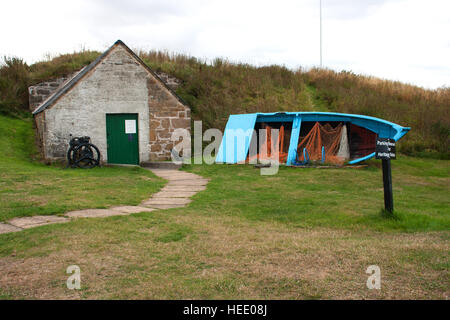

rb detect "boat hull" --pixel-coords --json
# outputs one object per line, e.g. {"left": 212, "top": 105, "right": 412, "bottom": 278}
{"left": 215, "top": 112, "right": 410, "bottom": 165}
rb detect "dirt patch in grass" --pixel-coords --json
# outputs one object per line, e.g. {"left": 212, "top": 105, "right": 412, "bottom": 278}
{"left": 176, "top": 215, "right": 449, "bottom": 299}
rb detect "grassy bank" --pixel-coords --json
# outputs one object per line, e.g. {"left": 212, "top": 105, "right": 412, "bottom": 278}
{"left": 1, "top": 49, "right": 448, "bottom": 158}
{"left": 141, "top": 51, "right": 449, "bottom": 158}
{"left": 305, "top": 69, "right": 449, "bottom": 158}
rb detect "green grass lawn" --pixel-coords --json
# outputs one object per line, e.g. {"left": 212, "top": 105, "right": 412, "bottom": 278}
{"left": 182, "top": 157, "right": 449, "bottom": 233}
{"left": 0, "top": 115, "right": 448, "bottom": 299}
{"left": 0, "top": 115, "right": 165, "bottom": 221}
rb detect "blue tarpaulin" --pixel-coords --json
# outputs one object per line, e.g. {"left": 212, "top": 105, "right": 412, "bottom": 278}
{"left": 215, "top": 113, "right": 258, "bottom": 163}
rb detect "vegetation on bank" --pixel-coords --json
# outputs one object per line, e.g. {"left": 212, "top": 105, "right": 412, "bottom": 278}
{"left": 0, "top": 51, "right": 101, "bottom": 116}
{"left": 0, "top": 49, "right": 448, "bottom": 158}
{"left": 305, "top": 69, "right": 449, "bottom": 158}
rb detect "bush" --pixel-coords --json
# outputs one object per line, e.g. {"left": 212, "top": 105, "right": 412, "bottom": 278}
{"left": 0, "top": 57, "right": 30, "bottom": 116}
{"left": 0, "top": 50, "right": 100, "bottom": 116}
{"left": 304, "top": 68, "right": 449, "bottom": 158}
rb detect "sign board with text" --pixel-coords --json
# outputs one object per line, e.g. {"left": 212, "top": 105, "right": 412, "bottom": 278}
{"left": 125, "top": 120, "right": 137, "bottom": 134}
{"left": 375, "top": 138, "right": 396, "bottom": 160}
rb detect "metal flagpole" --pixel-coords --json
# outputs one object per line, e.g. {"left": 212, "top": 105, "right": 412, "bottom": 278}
{"left": 320, "top": 0, "right": 323, "bottom": 68}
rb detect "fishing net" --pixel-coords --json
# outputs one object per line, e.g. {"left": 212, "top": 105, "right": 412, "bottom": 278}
{"left": 296, "top": 122, "right": 349, "bottom": 164}
{"left": 247, "top": 124, "right": 289, "bottom": 163}
{"left": 246, "top": 121, "right": 359, "bottom": 165}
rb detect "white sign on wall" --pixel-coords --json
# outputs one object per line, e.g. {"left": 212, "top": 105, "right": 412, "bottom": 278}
{"left": 125, "top": 120, "right": 136, "bottom": 134}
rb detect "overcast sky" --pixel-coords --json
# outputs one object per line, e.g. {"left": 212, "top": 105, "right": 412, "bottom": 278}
{"left": 1, "top": 0, "right": 449, "bottom": 89}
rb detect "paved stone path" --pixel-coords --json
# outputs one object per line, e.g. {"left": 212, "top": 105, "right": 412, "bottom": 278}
{"left": 0, "top": 168, "right": 208, "bottom": 234}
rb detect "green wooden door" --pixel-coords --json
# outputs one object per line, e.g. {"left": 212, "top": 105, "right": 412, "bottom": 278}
{"left": 106, "top": 114, "right": 139, "bottom": 165}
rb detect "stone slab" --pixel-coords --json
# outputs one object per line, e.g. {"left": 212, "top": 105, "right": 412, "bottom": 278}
{"left": 141, "top": 162, "right": 182, "bottom": 169}
{"left": 149, "top": 169, "right": 200, "bottom": 176}
{"left": 152, "top": 173, "right": 201, "bottom": 179}
{"left": 65, "top": 209, "right": 130, "bottom": 218}
{"left": 151, "top": 191, "right": 198, "bottom": 198}
{"left": 8, "top": 215, "right": 70, "bottom": 229}
{"left": 159, "top": 176, "right": 202, "bottom": 182}
{"left": 167, "top": 179, "right": 209, "bottom": 186}
{"left": 149, "top": 169, "right": 180, "bottom": 173}
{"left": 110, "top": 206, "right": 155, "bottom": 214}
{"left": 142, "top": 198, "right": 192, "bottom": 205}
{"left": 149, "top": 169, "right": 179, "bottom": 176}
{"left": 143, "top": 204, "right": 186, "bottom": 209}
{"left": 149, "top": 169, "right": 179, "bottom": 172}
{"left": 0, "top": 223, "right": 22, "bottom": 234}
{"left": 161, "top": 185, "right": 207, "bottom": 192}
{"left": 152, "top": 175, "right": 202, "bottom": 181}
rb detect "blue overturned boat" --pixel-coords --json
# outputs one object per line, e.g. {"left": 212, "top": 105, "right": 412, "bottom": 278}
{"left": 215, "top": 112, "right": 410, "bottom": 165}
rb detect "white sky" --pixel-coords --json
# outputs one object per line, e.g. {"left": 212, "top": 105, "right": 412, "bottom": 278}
{"left": 1, "top": 0, "right": 449, "bottom": 89}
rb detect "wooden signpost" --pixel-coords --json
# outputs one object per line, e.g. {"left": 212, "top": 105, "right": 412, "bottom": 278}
{"left": 375, "top": 138, "right": 396, "bottom": 213}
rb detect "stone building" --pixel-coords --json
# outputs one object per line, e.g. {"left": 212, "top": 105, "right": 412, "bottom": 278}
{"left": 30, "top": 40, "right": 190, "bottom": 164}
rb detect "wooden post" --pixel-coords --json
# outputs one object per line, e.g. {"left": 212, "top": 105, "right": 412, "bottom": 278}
{"left": 382, "top": 158, "right": 394, "bottom": 213}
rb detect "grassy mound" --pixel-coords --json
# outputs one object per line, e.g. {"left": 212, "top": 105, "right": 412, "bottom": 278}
{"left": 0, "top": 49, "right": 448, "bottom": 158}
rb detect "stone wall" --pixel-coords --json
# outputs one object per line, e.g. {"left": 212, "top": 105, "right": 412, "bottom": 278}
{"left": 28, "top": 74, "right": 75, "bottom": 111}
{"left": 154, "top": 71, "right": 181, "bottom": 91}
{"left": 34, "top": 111, "right": 45, "bottom": 158}
{"left": 29, "top": 71, "right": 180, "bottom": 113}
{"left": 147, "top": 77, "right": 190, "bottom": 161}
